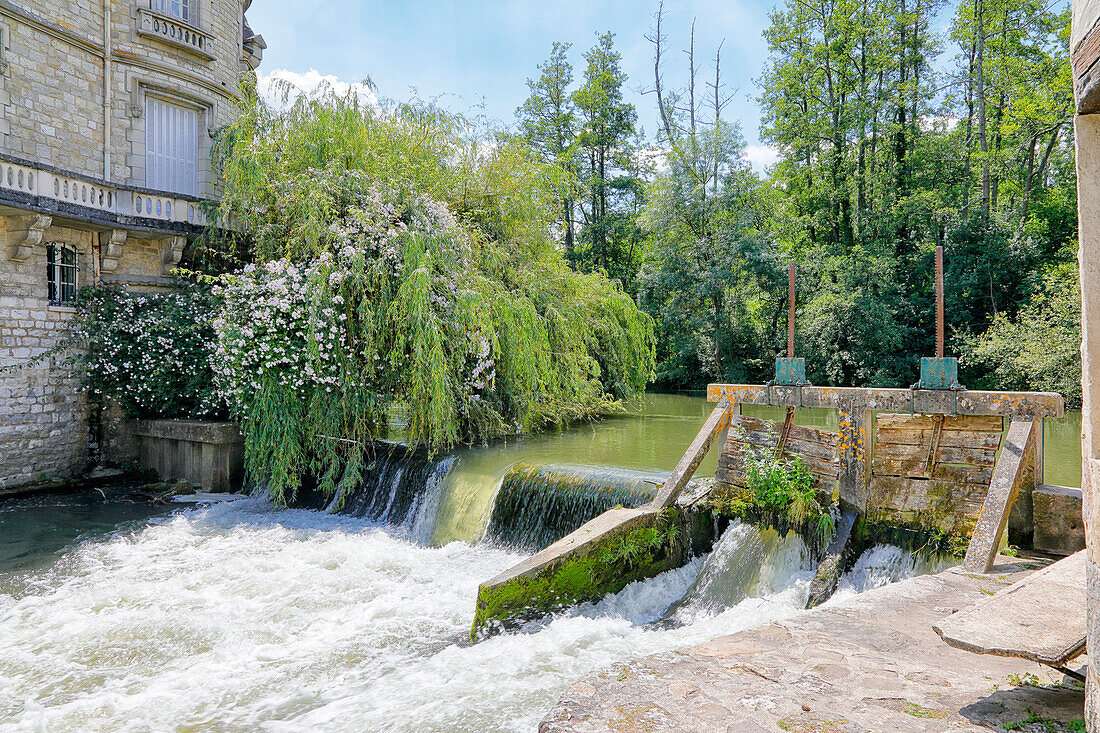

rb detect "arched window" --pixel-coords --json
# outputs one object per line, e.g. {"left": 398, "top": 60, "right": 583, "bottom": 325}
{"left": 47, "top": 244, "right": 79, "bottom": 305}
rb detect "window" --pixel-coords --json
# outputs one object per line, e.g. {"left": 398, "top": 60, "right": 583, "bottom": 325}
{"left": 145, "top": 96, "right": 198, "bottom": 196}
{"left": 152, "top": 0, "right": 190, "bottom": 22}
{"left": 47, "top": 245, "right": 78, "bottom": 305}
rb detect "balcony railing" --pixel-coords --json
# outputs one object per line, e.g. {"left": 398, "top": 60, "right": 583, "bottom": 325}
{"left": 0, "top": 155, "right": 215, "bottom": 230}
{"left": 136, "top": 8, "right": 216, "bottom": 61}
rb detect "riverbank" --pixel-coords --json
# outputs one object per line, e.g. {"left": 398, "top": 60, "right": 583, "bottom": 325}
{"left": 541, "top": 555, "right": 1086, "bottom": 732}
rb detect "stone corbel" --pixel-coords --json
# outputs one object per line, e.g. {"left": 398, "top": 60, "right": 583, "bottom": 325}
{"left": 8, "top": 214, "right": 52, "bottom": 261}
{"left": 161, "top": 235, "right": 186, "bottom": 275}
{"left": 99, "top": 229, "right": 127, "bottom": 273}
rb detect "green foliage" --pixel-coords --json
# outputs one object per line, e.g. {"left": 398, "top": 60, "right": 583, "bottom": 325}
{"left": 71, "top": 285, "right": 224, "bottom": 419}
{"left": 516, "top": 35, "right": 648, "bottom": 293}
{"left": 754, "top": 0, "right": 1076, "bottom": 392}
{"left": 212, "top": 84, "right": 655, "bottom": 504}
{"left": 638, "top": 13, "right": 785, "bottom": 388}
{"left": 964, "top": 261, "right": 1081, "bottom": 406}
{"left": 743, "top": 449, "right": 835, "bottom": 535}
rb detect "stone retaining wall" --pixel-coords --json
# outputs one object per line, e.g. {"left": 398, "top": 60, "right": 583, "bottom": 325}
{"left": 133, "top": 419, "right": 243, "bottom": 491}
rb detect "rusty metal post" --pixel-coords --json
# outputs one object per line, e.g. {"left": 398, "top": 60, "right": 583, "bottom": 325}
{"left": 935, "top": 245, "right": 945, "bottom": 359}
{"left": 787, "top": 263, "right": 796, "bottom": 358}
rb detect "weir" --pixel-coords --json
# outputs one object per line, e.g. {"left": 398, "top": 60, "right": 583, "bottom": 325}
{"left": 469, "top": 382, "right": 1065, "bottom": 638}
{"left": 299, "top": 441, "right": 456, "bottom": 542}
{"left": 484, "top": 463, "right": 665, "bottom": 551}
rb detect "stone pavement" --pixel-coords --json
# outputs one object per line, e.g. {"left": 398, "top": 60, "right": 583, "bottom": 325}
{"left": 541, "top": 558, "right": 1086, "bottom": 732}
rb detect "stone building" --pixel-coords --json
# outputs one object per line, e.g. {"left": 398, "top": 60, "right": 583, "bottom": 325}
{"left": 0, "top": 0, "right": 262, "bottom": 490}
{"left": 1076, "top": 0, "right": 1100, "bottom": 726}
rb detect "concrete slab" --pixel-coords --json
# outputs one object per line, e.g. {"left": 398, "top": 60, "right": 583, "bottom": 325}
{"left": 540, "top": 557, "right": 1086, "bottom": 732}
{"left": 935, "top": 550, "right": 1086, "bottom": 667}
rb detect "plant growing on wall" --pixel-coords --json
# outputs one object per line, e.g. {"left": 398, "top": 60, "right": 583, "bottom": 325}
{"left": 742, "top": 448, "right": 834, "bottom": 535}
{"left": 211, "top": 82, "right": 656, "bottom": 506}
{"left": 72, "top": 285, "right": 225, "bottom": 420}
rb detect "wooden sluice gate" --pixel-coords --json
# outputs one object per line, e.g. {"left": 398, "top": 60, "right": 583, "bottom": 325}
{"left": 706, "top": 383, "right": 1062, "bottom": 572}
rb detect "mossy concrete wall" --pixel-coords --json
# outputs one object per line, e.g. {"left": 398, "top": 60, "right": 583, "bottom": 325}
{"left": 471, "top": 504, "right": 715, "bottom": 639}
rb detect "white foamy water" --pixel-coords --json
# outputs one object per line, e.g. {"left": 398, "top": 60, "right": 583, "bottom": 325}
{"left": 0, "top": 502, "right": 929, "bottom": 732}
{"left": 825, "top": 543, "right": 953, "bottom": 606}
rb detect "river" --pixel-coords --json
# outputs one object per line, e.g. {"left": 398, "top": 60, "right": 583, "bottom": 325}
{"left": 0, "top": 393, "right": 1082, "bottom": 731}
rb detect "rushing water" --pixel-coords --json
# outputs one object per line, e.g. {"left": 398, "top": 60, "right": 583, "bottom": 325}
{"left": 0, "top": 393, "right": 1082, "bottom": 732}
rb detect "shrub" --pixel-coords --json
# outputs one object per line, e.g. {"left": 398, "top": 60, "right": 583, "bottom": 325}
{"left": 210, "top": 83, "right": 656, "bottom": 505}
{"left": 964, "top": 261, "right": 1081, "bottom": 407}
{"left": 743, "top": 448, "right": 834, "bottom": 535}
{"left": 72, "top": 285, "right": 225, "bottom": 419}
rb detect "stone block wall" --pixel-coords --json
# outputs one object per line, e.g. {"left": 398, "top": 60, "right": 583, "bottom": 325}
{"left": 1079, "top": 109, "right": 1100, "bottom": 730}
{"left": 0, "top": 218, "right": 179, "bottom": 490}
{"left": 0, "top": 0, "right": 246, "bottom": 191}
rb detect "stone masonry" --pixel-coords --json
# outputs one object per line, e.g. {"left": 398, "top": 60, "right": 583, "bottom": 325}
{"left": 0, "top": 0, "right": 262, "bottom": 491}
{"left": 1073, "top": 0, "right": 1100, "bottom": 726}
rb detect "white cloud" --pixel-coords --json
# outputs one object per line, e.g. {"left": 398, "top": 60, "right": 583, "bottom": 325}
{"left": 744, "top": 144, "right": 779, "bottom": 174}
{"left": 920, "top": 115, "right": 960, "bottom": 133}
{"left": 256, "top": 68, "right": 379, "bottom": 109}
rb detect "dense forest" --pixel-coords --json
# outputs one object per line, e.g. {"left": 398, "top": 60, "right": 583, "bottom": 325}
{"left": 514, "top": 0, "right": 1080, "bottom": 405}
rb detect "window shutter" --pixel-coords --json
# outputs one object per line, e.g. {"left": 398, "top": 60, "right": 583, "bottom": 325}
{"left": 145, "top": 96, "right": 199, "bottom": 196}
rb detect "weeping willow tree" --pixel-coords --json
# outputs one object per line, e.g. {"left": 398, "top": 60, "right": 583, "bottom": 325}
{"left": 212, "top": 82, "right": 655, "bottom": 505}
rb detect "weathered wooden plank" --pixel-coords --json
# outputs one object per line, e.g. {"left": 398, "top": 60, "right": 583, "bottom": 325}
{"left": 934, "top": 550, "right": 1086, "bottom": 666}
{"left": 871, "top": 458, "right": 994, "bottom": 484}
{"left": 873, "top": 442, "right": 999, "bottom": 466}
{"left": 726, "top": 417, "right": 839, "bottom": 447}
{"left": 876, "top": 428, "right": 1003, "bottom": 451}
{"left": 869, "top": 475, "right": 991, "bottom": 506}
{"left": 706, "top": 384, "right": 1063, "bottom": 418}
{"left": 653, "top": 403, "right": 731, "bottom": 508}
{"left": 875, "top": 413, "right": 1003, "bottom": 432}
{"left": 963, "top": 418, "right": 1039, "bottom": 573}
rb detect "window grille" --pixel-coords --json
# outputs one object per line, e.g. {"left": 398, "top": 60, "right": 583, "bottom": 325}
{"left": 47, "top": 244, "right": 78, "bottom": 305}
{"left": 152, "top": 0, "right": 190, "bottom": 22}
{"left": 145, "top": 96, "right": 199, "bottom": 196}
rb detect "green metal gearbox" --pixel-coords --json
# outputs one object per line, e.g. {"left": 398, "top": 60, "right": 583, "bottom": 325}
{"left": 916, "top": 357, "right": 963, "bottom": 390}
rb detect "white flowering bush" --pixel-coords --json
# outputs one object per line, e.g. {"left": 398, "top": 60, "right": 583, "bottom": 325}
{"left": 73, "top": 286, "right": 225, "bottom": 419}
{"left": 211, "top": 84, "right": 656, "bottom": 506}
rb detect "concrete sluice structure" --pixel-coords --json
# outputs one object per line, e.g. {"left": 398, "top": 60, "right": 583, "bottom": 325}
{"left": 470, "top": 383, "right": 1073, "bottom": 639}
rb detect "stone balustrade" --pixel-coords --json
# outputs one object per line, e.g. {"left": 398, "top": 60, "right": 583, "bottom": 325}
{"left": 0, "top": 153, "right": 215, "bottom": 230}
{"left": 136, "top": 8, "right": 216, "bottom": 61}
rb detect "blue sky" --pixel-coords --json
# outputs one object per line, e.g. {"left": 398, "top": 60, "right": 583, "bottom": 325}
{"left": 246, "top": 0, "right": 781, "bottom": 169}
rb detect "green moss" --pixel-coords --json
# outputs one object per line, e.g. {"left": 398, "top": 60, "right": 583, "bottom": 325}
{"left": 471, "top": 509, "right": 690, "bottom": 639}
{"left": 704, "top": 483, "right": 834, "bottom": 557}
{"left": 851, "top": 516, "right": 968, "bottom": 559}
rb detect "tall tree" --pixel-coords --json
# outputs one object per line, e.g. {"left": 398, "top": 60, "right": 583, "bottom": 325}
{"left": 516, "top": 42, "right": 579, "bottom": 260}
{"left": 572, "top": 32, "right": 644, "bottom": 287}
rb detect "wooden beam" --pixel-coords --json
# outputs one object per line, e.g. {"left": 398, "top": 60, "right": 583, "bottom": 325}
{"left": 652, "top": 403, "right": 731, "bottom": 508}
{"left": 707, "top": 384, "right": 1063, "bottom": 419}
{"left": 837, "top": 395, "right": 870, "bottom": 512}
{"left": 963, "top": 418, "right": 1040, "bottom": 573}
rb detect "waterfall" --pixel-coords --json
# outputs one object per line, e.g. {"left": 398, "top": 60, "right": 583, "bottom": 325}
{"left": 665, "top": 520, "right": 812, "bottom": 623}
{"left": 484, "top": 463, "right": 665, "bottom": 551}
{"left": 300, "top": 442, "right": 457, "bottom": 541}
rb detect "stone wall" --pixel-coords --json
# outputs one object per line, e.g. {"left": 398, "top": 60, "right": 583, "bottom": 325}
{"left": 1078, "top": 110, "right": 1100, "bottom": 731}
{"left": 0, "top": 218, "right": 181, "bottom": 490}
{"left": 0, "top": 0, "right": 246, "bottom": 190}
{"left": 0, "top": 0, "right": 254, "bottom": 491}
